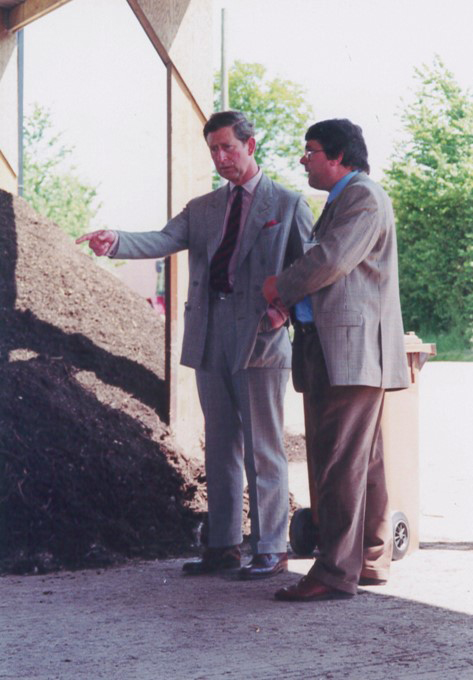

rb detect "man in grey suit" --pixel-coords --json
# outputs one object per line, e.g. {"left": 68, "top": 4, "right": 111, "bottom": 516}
{"left": 77, "top": 110, "right": 313, "bottom": 580}
{"left": 263, "top": 119, "right": 409, "bottom": 601}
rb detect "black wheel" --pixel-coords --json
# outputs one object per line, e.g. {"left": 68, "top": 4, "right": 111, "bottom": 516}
{"left": 289, "top": 507, "right": 319, "bottom": 556}
{"left": 391, "top": 511, "right": 410, "bottom": 560}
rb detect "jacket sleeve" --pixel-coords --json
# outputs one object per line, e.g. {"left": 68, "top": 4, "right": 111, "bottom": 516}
{"left": 112, "top": 205, "right": 191, "bottom": 259}
{"left": 284, "top": 195, "right": 314, "bottom": 267}
{"left": 277, "top": 184, "right": 381, "bottom": 308}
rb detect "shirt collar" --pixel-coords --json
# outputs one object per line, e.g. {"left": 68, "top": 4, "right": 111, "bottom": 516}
{"left": 229, "top": 167, "right": 262, "bottom": 195}
{"left": 328, "top": 170, "right": 359, "bottom": 203}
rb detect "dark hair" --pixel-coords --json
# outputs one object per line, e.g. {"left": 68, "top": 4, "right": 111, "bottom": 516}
{"left": 203, "top": 110, "right": 254, "bottom": 142}
{"left": 305, "top": 119, "right": 370, "bottom": 173}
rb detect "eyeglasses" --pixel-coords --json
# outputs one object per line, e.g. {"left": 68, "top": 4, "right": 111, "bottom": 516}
{"left": 302, "top": 149, "right": 325, "bottom": 160}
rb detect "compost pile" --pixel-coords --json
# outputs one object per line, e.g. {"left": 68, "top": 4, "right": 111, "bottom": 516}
{"left": 0, "top": 189, "right": 210, "bottom": 574}
{"left": 0, "top": 189, "right": 304, "bottom": 575}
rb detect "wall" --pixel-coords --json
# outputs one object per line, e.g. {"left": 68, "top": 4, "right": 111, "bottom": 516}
{"left": 127, "top": 0, "right": 212, "bottom": 456}
{"left": 0, "top": 31, "right": 18, "bottom": 193}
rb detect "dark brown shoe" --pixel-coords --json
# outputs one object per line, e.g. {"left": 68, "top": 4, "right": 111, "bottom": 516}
{"left": 239, "top": 553, "right": 288, "bottom": 580}
{"left": 275, "top": 573, "right": 354, "bottom": 602}
{"left": 182, "top": 546, "right": 241, "bottom": 575}
{"left": 358, "top": 576, "right": 388, "bottom": 586}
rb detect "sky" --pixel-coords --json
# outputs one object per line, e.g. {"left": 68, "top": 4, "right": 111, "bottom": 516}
{"left": 23, "top": 0, "right": 473, "bottom": 230}
{"left": 212, "top": 0, "right": 473, "bottom": 183}
{"left": 24, "top": 0, "right": 168, "bottom": 231}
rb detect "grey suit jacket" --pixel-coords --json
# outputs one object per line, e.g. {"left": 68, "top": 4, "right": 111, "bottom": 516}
{"left": 113, "top": 174, "right": 313, "bottom": 373}
{"left": 276, "top": 173, "right": 409, "bottom": 389}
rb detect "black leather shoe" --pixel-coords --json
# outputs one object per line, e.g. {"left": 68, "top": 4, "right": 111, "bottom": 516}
{"left": 358, "top": 576, "right": 388, "bottom": 586}
{"left": 182, "top": 546, "right": 241, "bottom": 575}
{"left": 239, "top": 552, "right": 288, "bottom": 580}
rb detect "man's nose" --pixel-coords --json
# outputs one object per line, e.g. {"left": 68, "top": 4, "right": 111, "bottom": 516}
{"left": 216, "top": 148, "right": 229, "bottom": 162}
{"left": 300, "top": 155, "right": 307, "bottom": 166}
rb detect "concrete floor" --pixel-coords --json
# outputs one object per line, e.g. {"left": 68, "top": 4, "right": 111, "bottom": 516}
{"left": 1, "top": 362, "right": 472, "bottom": 680}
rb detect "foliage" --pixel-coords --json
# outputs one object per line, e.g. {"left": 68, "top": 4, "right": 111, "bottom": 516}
{"left": 214, "top": 61, "right": 314, "bottom": 187}
{"left": 305, "top": 194, "right": 324, "bottom": 221}
{"left": 23, "top": 104, "right": 100, "bottom": 241}
{"left": 416, "top": 326, "right": 473, "bottom": 362}
{"left": 384, "top": 57, "right": 473, "bottom": 347}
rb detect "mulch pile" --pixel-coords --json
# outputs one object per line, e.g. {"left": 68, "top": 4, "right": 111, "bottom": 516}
{"left": 0, "top": 189, "right": 304, "bottom": 575}
{"left": 0, "top": 188, "right": 208, "bottom": 574}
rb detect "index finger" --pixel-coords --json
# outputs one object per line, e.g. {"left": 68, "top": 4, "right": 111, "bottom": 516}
{"left": 75, "top": 233, "right": 93, "bottom": 245}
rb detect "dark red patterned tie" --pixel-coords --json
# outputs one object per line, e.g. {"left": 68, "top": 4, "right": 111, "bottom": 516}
{"left": 209, "top": 186, "right": 243, "bottom": 293}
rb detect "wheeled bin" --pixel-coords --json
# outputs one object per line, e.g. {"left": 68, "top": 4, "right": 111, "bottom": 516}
{"left": 289, "top": 332, "right": 436, "bottom": 561}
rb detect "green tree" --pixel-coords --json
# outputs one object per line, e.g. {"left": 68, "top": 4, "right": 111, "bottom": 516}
{"left": 214, "top": 61, "right": 315, "bottom": 188}
{"left": 384, "top": 57, "right": 473, "bottom": 346}
{"left": 23, "top": 104, "right": 100, "bottom": 241}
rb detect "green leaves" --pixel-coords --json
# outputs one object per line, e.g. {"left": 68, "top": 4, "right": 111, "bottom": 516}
{"left": 23, "top": 104, "right": 101, "bottom": 242}
{"left": 384, "top": 57, "right": 473, "bottom": 346}
{"left": 214, "top": 61, "right": 314, "bottom": 187}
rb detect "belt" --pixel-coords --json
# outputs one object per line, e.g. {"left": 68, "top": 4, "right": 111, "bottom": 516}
{"left": 293, "top": 320, "right": 317, "bottom": 335}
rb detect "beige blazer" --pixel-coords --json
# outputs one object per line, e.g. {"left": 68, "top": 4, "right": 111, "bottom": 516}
{"left": 276, "top": 173, "right": 409, "bottom": 389}
{"left": 113, "top": 174, "right": 313, "bottom": 373}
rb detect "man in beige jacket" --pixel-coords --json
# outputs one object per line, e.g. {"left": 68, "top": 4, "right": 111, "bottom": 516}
{"left": 263, "top": 119, "right": 409, "bottom": 601}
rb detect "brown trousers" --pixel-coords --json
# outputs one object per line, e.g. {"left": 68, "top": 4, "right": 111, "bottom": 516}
{"left": 293, "top": 327, "right": 393, "bottom": 595}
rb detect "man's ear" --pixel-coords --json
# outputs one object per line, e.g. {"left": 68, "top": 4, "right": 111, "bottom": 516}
{"left": 329, "top": 152, "right": 344, "bottom": 167}
{"left": 247, "top": 137, "right": 256, "bottom": 155}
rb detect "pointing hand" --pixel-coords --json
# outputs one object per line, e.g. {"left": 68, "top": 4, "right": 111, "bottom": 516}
{"left": 75, "top": 230, "right": 117, "bottom": 256}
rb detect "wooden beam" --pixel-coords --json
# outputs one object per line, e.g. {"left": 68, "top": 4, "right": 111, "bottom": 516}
{"left": 125, "top": 0, "right": 171, "bottom": 68}
{"left": 0, "top": 10, "right": 8, "bottom": 36}
{"left": 126, "top": 0, "right": 207, "bottom": 124}
{"left": 0, "top": 149, "right": 16, "bottom": 177}
{"left": 6, "top": 0, "right": 72, "bottom": 32}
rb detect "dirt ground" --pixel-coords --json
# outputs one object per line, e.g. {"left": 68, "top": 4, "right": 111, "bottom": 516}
{"left": 0, "top": 188, "right": 213, "bottom": 573}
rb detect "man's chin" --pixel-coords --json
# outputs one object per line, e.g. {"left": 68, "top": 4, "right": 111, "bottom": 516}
{"left": 218, "top": 169, "right": 237, "bottom": 181}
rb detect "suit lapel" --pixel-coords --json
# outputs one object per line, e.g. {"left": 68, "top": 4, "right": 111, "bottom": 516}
{"left": 314, "top": 172, "right": 367, "bottom": 239}
{"left": 237, "top": 175, "right": 273, "bottom": 268}
{"left": 206, "top": 185, "right": 230, "bottom": 263}
{"left": 312, "top": 199, "right": 336, "bottom": 241}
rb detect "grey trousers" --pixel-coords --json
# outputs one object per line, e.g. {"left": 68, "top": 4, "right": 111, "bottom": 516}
{"left": 293, "top": 326, "right": 392, "bottom": 595}
{"left": 196, "top": 296, "right": 290, "bottom": 554}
